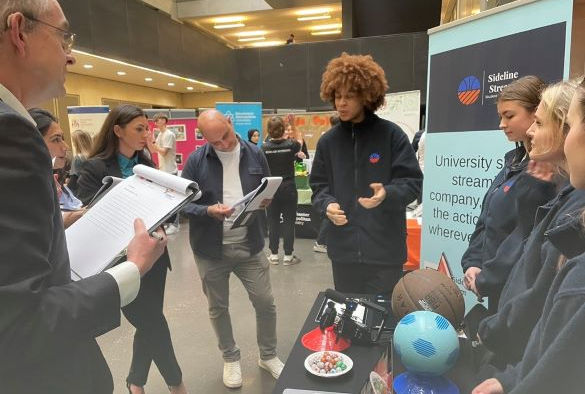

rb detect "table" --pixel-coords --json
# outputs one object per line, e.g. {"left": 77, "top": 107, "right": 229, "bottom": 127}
{"left": 273, "top": 293, "right": 390, "bottom": 394}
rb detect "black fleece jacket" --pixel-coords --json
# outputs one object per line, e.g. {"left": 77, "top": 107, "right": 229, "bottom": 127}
{"left": 309, "top": 111, "right": 422, "bottom": 266}
{"left": 478, "top": 185, "right": 585, "bottom": 365}
{"left": 495, "top": 214, "right": 585, "bottom": 393}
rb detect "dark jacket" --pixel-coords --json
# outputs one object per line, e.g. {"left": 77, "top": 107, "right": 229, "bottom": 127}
{"left": 76, "top": 154, "right": 171, "bottom": 270}
{"left": 309, "top": 111, "right": 422, "bottom": 266}
{"left": 495, "top": 215, "right": 585, "bottom": 393}
{"left": 262, "top": 138, "right": 301, "bottom": 180}
{"left": 478, "top": 185, "right": 585, "bottom": 365}
{"left": 0, "top": 102, "right": 119, "bottom": 393}
{"left": 461, "top": 148, "right": 529, "bottom": 274}
{"left": 181, "top": 138, "right": 270, "bottom": 260}
{"left": 474, "top": 171, "right": 558, "bottom": 301}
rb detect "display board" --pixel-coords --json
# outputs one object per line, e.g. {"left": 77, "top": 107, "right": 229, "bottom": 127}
{"left": 376, "top": 90, "right": 421, "bottom": 141}
{"left": 216, "top": 102, "right": 263, "bottom": 144}
{"left": 421, "top": 0, "right": 573, "bottom": 311}
{"left": 67, "top": 106, "right": 109, "bottom": 137}
{"left": 262, "top": 111, "right": 337, "bottom": 152}
{"left": 149, "top": 118, "right": 199, "bottom": 172}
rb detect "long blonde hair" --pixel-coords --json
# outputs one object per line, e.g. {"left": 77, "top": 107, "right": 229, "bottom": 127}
{"left": 530, "top": 81, "right": 577, "bottom": 161}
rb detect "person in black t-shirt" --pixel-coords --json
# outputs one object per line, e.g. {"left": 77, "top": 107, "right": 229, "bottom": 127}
{"left": 262, "top": 116, "right": 305, "bottom": 265}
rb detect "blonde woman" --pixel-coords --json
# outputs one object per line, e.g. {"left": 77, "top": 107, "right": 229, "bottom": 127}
{"left": 476, "top": 81, "right": 585, "bottom": 375}
{"left": 68, "top": 129, "right": 93, "bottom": 193}
{"left": 473, "top": 78, "right": 585, "bottom": 394}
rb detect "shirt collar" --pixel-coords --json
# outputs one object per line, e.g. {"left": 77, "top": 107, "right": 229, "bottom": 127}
{"left": 0, "top": 83, "right": 36, "bottom": 126}
{"left": 117, "top": 152, "right": 138, "bottom": 169}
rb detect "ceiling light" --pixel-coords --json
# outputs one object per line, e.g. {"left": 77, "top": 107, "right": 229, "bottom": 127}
{"left": 167, "top": 82, "right": 175, "bottom": 86}
{"left": 199, "top": 81, "right": 219, "bottom": 88}
{"left": 238, "top": 37, "right": 265, "bottom": 42}
{"left": 311, "top": 23, "right": 342, "bottom": 31}
{"left": 187, "top": 86, "right": 194, "bottom": 91}
{"left": 251, "top": 41, "right": 285, "bottom": 47}
{"left": 296, "top": 8, "right": 331, "bottom": 16}
{"left": 117, "top": 71, "right": 126, "bottom": 76}
{"left": 72, "top": 50, "right": 224, "bottom": 90}
{"left": 83, "top": 64, "right": 93, "bottom": 69}
{"left": 214, "top": 23, "right": 245, "bottom": 29}
{"left": 297, "top": 15, "right": 331, "bottom": 21}
{"left": 213, "top": 16, "right": 245, "bottom": 24}
{"left": 235, "top": 30, "right": 267, "bottom": 37}
{"left": 311, "top": 30, "right": 341, "bottom": 36}
{"left": 145, "top": 77, "right": 153, "bottom": 82}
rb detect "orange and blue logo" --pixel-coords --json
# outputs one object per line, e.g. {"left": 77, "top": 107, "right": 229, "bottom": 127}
{"left": 457, "top": 76, "right": 481, "bottom": 105}
{"left": 369, "top": 153, "right": 381, "bottom": 164}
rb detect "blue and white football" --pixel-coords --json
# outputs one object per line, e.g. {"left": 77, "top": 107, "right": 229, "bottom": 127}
{"left": 393, "top": 310, "right": 460, "bottom": 376}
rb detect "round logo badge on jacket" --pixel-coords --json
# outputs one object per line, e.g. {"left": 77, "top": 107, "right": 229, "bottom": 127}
{"left": 369, "top": 153, "right": 381, "bottom": 164}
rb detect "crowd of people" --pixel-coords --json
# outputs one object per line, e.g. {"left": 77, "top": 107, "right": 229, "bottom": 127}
{"left": 3, "top": 1, "right": 585, "bottom": 394}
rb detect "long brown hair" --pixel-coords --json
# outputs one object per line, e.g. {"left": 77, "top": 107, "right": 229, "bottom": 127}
{"left": 90, "top": 104, "right": 152, "bottom": 165}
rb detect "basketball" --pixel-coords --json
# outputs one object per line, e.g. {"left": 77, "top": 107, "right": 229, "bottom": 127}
{"left": 392, "top": 269, "right": 464, "bottom": 328}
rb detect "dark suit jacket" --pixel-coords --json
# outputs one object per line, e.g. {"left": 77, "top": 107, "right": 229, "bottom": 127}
{"left": 76, "top": 155, "right": 171, "bottom": 270}
{"left": 0, "top": 102, "right": 120, "bottom": 392}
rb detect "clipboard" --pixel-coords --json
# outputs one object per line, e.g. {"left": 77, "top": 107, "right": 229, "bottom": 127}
{"left": 230, "top": 176, "right": 282, "bottom": 229}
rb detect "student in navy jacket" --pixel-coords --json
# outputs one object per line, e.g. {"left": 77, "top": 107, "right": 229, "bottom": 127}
{"left": 476, "top": 81, "right": 583, "bottom": 371}
{"left": 310, "top": 53, "right": 422, "bottom": 295}
{"left": 461, "top": 76, "right": 553, "bottom": 312}
{"left": 472, "top": 80, "right": 585, "bottom": 394}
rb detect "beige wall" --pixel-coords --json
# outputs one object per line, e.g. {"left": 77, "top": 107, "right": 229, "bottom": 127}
{"left": 182, "top": 90, "right": 234, "bottom": 108}
{"left": 65, "top": 72, "right": 233, "bottom": 109}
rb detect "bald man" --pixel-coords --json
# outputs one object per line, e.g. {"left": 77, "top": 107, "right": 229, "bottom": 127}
{"left": 182, "top": 110, "right": 284, "bottom": 388}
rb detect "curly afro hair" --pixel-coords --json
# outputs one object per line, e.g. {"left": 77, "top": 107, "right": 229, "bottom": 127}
{"left": 320, "top": 52, "right": 388, "bottom": 112}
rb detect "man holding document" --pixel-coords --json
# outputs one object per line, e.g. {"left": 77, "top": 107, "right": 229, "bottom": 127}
{"left": 0, "top": 1, "right": 165, "bottom": 392}
{"left": 182, "top": 110, "right": 284, "bottom": 389}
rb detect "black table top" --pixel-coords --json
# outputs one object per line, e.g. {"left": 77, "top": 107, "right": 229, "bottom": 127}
{"left": 273, "top": 292, "right": 389, "bottom": 394}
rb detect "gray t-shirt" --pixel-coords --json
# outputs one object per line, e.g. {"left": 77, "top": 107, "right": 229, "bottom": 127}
{"left": 155, "top": 129, "right": 178, "bottom": 174}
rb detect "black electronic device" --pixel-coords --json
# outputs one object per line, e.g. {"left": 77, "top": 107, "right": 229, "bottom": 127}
{"left": 318, "top": 289, "right": 392, "bottom": 345}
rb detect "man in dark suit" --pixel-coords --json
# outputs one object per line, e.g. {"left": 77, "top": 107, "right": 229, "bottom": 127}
{"left": 0, "top": 1, "right": 166, "bottom": 392}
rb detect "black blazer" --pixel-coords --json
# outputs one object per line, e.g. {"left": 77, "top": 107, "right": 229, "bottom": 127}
{"left": 76, "top": 154, "right": 171, "bottom": 270}
{"left": 0, "top": 102, "right": 120, "bottom": 393}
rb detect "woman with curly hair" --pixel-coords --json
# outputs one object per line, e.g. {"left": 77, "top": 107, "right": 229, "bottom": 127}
{"left": 309, "top": 52, "right": 423, "bottom": 295}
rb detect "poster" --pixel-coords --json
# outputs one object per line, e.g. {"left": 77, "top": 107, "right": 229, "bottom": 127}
{"left": 262, "top": 111, "right": 337, "bottom": 152}
{"left": 67, "top": 106, "right": 109, "bottom": 137}
{"left": 149, "top": 118, "right": 199, "bottom": 172}
{"left": 376, "top": 90, "right": 421, "bottom": 141}
{"left": 216, "top": 102, "right": 263, "bottom": 144}
{"left": 421, "top": 0, "right": 572, "bottom": 311}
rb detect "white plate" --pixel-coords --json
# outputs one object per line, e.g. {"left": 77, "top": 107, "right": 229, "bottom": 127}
{"left": 304, "top": 351, "right": 353, "bottom": 378}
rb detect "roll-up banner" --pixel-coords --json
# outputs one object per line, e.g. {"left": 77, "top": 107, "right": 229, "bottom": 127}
{"left": 216, "top": 102, "right": 263, "bottom": 145}
{"left": 421, "top": 0, "right": 573, "bottom": 311}
{"left": 67, "top": 106, "right": 109, "bottom": 137}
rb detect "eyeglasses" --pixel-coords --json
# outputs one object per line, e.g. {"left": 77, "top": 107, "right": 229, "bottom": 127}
{"left": 23, "top": 13, "right": 76, "bottom": 53}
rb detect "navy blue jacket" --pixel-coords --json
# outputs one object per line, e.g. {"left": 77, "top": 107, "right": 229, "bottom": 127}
{"left": 181, "top": 138, "right": 270, "bottom": 260}
{"left": 461, "top": 148, "right": 529, "bottom": 274}
{"left": 309, "top": 111, "right": 422, "bottom": 266}
{"left": 473, "top": 172, "right": 558, "bottom": 301}
{"left": 478, "top": 185, "right": 585, "bottom": 365}
{"left": 495, "top": 215, "right": 585, "bottom": 393}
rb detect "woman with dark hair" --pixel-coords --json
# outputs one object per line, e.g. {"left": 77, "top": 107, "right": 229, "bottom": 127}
{"left": 76, "top": 105, "right": 188, "bottom": 394}
{"left": 461, "top": 76, "right": 555, "bottom": 313}
{"left": 28, "top": 108, "right": 84, "bottom": 228}
{"left": 247, "top": 128, "right": 260, "bottom": 145}
{"left": 262, "top": 115, "right": 304, "bottom": 265}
